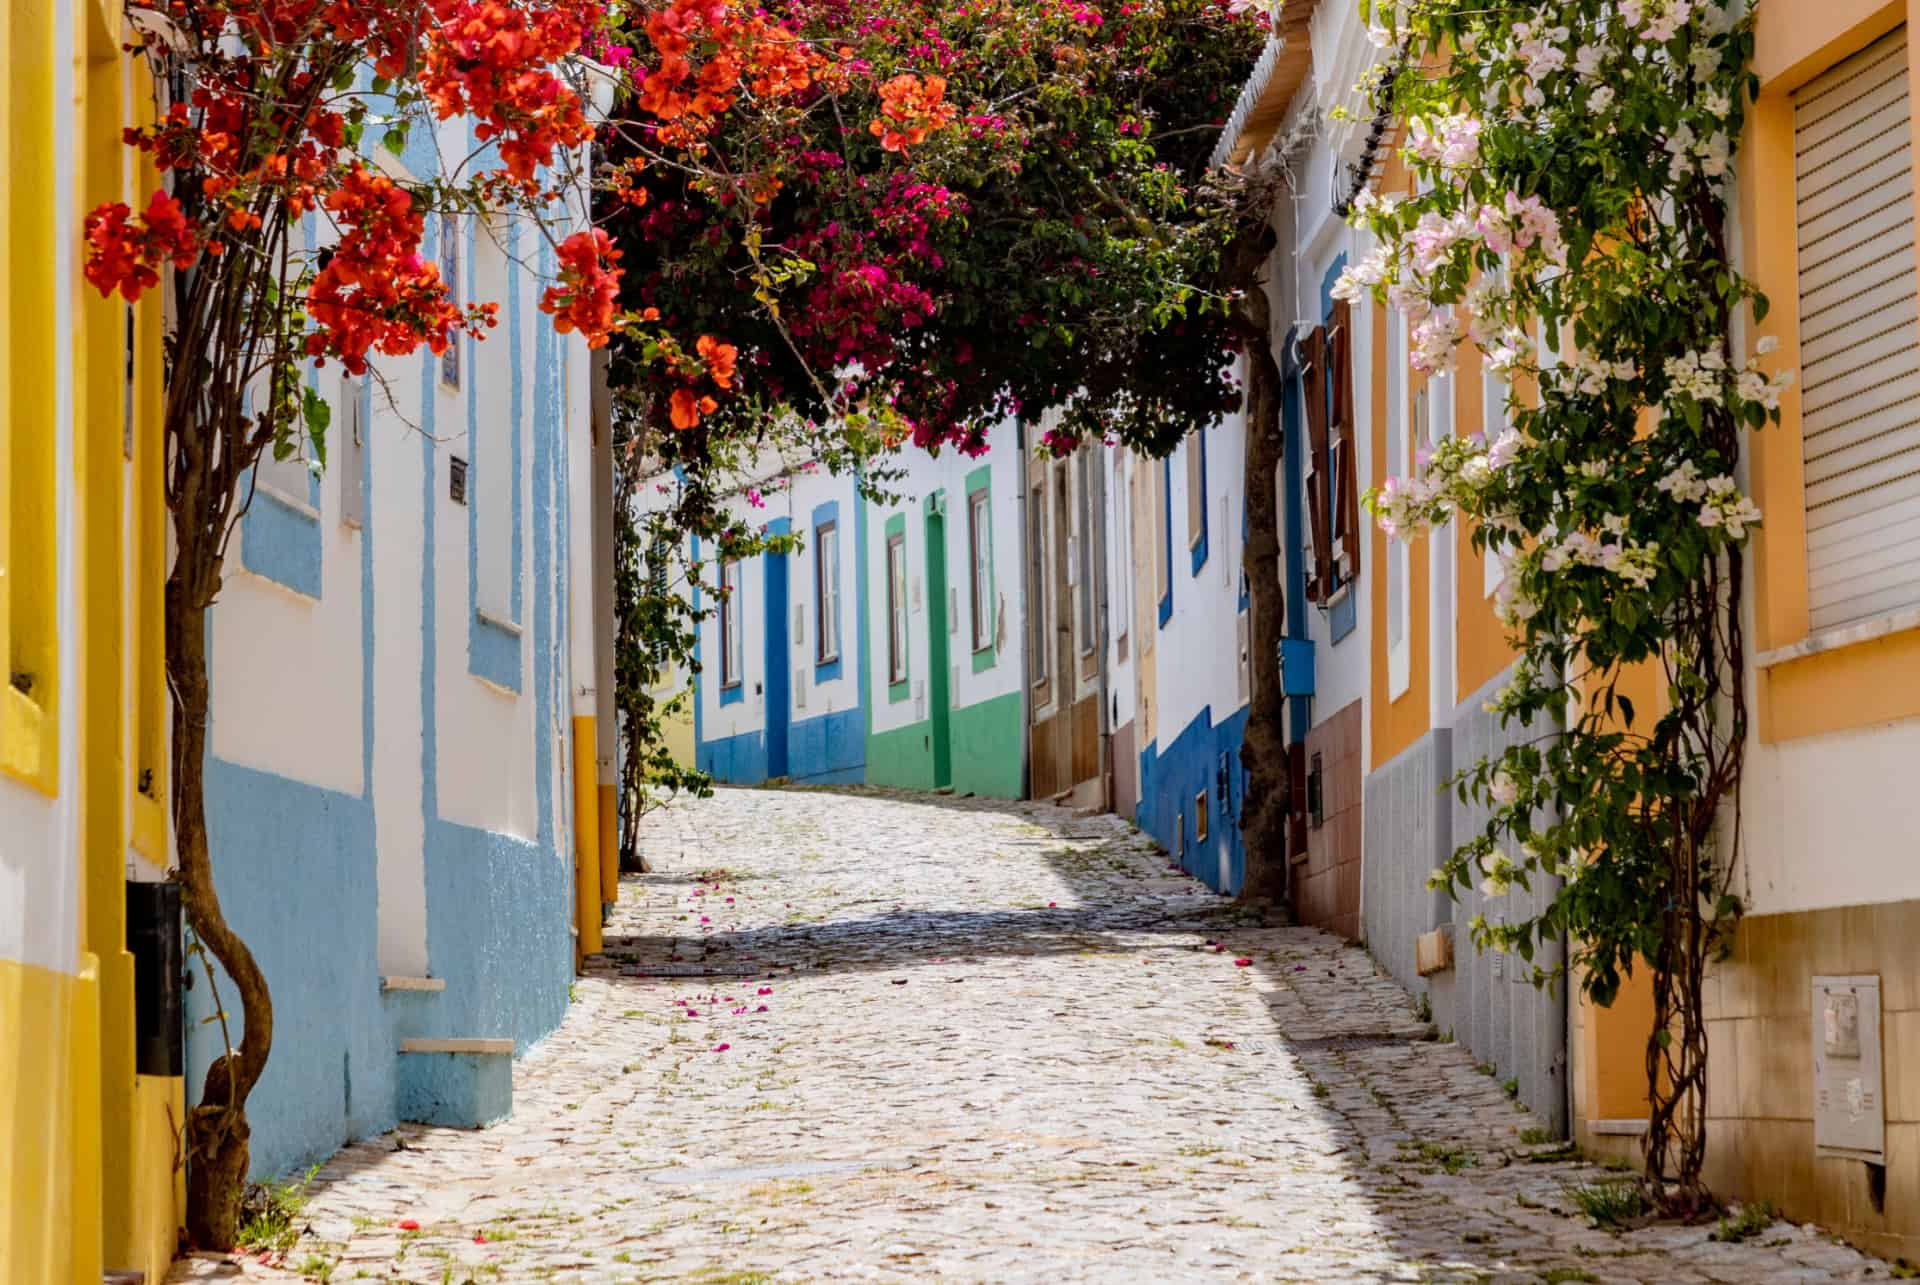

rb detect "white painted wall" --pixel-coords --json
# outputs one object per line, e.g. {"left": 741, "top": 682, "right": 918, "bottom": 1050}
{"left": 1104, "top": 444, "right": 1140, "bottom": 735}
{"left": 1147, "top": 392, "right": 1252, "bottom": 750}
{"left": 863, "top": 424, "right": 1026, "bottom": 734}
{"left": 1739, "top": 715, "right": 1920, "bottom": 914}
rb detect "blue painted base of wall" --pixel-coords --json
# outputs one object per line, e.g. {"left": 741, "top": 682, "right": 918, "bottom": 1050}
{"left": 190, "top": 758, "right": 391, "bottom": 1181}
{"left": 190, "top": 757, "right": 572, "bottom": 1179}
{"left": 397, "top": 1050, "right": 513, "bottom": 1128}
{"left": 699, "top": 707, "right": 863, "bottom": 786}
{"left": 1136, "top": 704, "right": 1250, "bottom": 895}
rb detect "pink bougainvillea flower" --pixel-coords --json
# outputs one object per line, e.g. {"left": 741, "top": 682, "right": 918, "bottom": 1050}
{"left": 757, "top": 986, "right": 773, "bottom": 995}
{"left": 1234, "top": 958, "right": 1253, "bottom": 967}
{"left": 756, "top": 1004, "right": 768, "bottom": 1012}
{"left": 1048, "top": 901, "right": 1057, "bottom": 908}
{"left": 713, "top": 1043, "right": 730, "bottom": 1052}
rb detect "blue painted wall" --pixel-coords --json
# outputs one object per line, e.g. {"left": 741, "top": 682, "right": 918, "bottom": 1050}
{"left": 1136, "top": 704, "right": 1251, "bottom": 895}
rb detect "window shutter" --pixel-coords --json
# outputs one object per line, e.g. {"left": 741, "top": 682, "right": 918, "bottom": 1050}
{"left": 1330, "top": 300, "right": 1361, "bottom": 586}
{"left": 1301, "top": 325, "right": 1333, "bottom": 602}
{"left": 1795, "top": 25, "right": 1920, "bottom": 630}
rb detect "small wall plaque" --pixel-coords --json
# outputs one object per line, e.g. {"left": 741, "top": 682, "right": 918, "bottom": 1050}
{"left": 1813, "top": 974, "right": 1884, "bottom": 1163}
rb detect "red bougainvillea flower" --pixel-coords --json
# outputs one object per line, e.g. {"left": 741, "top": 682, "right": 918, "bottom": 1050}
{"left": 82, "top": 189, "right": 201, "bottom": 303}
{"left": 696, "top": 334, "right": 737, "bottom": 388}
{"left": 869, "top": 73, "right": 957, "bottom": 153}
{"left": 669, "top": 387, "right": 719, "bottom": 429}
{"left": 540, "top": 228, "right": 624, "bottom": 348}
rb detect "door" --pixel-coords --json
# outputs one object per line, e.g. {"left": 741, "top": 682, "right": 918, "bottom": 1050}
{"left": 764, "top": 544, "right": 790, "bottom": 779}
{"left": 924, "top": 502, "right": 953, "bottom": 790}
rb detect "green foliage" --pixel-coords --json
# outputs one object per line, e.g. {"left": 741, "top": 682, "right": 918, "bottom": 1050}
{"left": 236, "top": 1164, "right": 320, "bottom": 1255}
{"left": 1711, "top": 1201, "right": 1776, "bottom": 1243}
{"left": 1565, "top": 1178, "right": 1649, "bottom": 1230}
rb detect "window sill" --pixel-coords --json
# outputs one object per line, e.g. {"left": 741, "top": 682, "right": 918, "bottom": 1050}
{"left": 257, "top": 480, "right": 320, "bottom": 522}
{"left": 815, "top": 651, "right": 840, "bottom": 667}
{"left": 476, "top": 608, "right": 523, "bottom": 638}
{"left": 1755, "top": 606, "right": 1920, "bottom": 671}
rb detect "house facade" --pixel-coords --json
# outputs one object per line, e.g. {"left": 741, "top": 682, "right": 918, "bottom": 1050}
{"left": 186, "top": 111, "right": 617, "bottom": 1181}
{"left": 2, "top": 4, "right": 183, "bottom": 1279}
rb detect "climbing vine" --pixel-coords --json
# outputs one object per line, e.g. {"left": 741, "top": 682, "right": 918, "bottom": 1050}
{"left": 1338, "top": 0, "right": 1789, "bottom": 1204}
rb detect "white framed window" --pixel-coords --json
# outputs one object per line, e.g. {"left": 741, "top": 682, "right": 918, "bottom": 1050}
{"left": 1075, "top": 450, "right": 1095, "bottom": 654}
{"left": 1388, "top": 312, "right": 1412, "bottom": 700}
{"left": 1027, "top": 482, "right": 1048, "bottom": 686}
{"left": 1113, "top": 453, "right": 1132, "bottom": 655}
{"left": 1483, "top": 363, "right": 1511, "bottom": 598}
{"left": 815, "top": 520, "right": 840, "bottom": 664}
{"left": 719, "top": 559, "right": 743, "bottom": 688}
{"left": 1153, "top": 458, "right": 1170, "bottom": 609}
{"left": 1186, "top": 431, "right": 1205, "bottom": 550}
{"left": 886, "top": 532, "right": 908, "bottom": 685}
{"left": 968, "top": 490, "right": 992, "bottom": 653}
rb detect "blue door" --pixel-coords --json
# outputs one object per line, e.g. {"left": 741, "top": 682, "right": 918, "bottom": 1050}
{"left": 764, "top": 543, "right": 790, "bottom": 779}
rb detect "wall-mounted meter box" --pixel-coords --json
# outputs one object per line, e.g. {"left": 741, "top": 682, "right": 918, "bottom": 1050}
{"left": 1812, "top": 974, "right": 1884, "bottom": 1164}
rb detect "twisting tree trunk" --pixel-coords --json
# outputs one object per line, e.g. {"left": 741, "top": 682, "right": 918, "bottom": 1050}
{"left": 1227, "top": 220, "right": 1290, "bottom": 908}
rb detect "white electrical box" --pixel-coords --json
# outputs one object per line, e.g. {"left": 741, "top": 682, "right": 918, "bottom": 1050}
{"left": 1813, "top": 974, "right": 1884, "bottom": 1163}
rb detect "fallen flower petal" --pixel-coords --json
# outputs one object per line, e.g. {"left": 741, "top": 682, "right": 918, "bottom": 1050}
{"left": 713, "top": 1042, "right": 730, "bottom": 1052}
{"left": 1234, "top": 958, "right": 1253, "bottom": 967}
{"left": 396, "top": 1219, "right": 420, "bottom": 1231}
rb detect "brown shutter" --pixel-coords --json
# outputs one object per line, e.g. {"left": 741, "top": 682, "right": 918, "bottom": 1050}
{"left": 1329, "top": 301, "right": 1360, "bottom": 586}
{"left": 1301, "top": 325, "right": 1333, "bottom": 603}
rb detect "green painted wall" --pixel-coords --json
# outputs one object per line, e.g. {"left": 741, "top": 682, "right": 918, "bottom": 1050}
{"left": 948, "top": 690, "right": 1023, "bottom": 799}
{"left": 866, "top": 691, "right": 1022, "bottom": 798}
{"left": 867, "top": 719, "right": 938, "bottom": 791}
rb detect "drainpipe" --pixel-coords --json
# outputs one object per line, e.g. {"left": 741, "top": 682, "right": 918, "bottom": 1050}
{"left": 1015, "top": 420, "right": 1032, "bottom": 801}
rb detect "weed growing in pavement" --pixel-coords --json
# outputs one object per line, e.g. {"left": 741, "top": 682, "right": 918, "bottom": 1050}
{"left": 237, "top": 1164, "right": 320, "bottom": 1254}
{"left": 1710, "top": 1201, "right": 1777, "bottom": 1243}
{"left": 1565, "top": 1178, "right": 1649, "bottom": 1229}
{"left": 292, "top": 1254, "right": 336, "bottom": 1282}
{"left": 1399, "top": 1140, "right": 1477, "bottom": 1174}
{"left": 1538, "top": 1270, "right": 1599, "bottom": 1284}
{"left": 1502, "top": 1076, "right": 1521, "bottom": 1100}
{"left": 1310, "top": 1082, "right": 1331, "bottom": 1100}
{"left": 1519, "top": 1127, "right": 1553, "bottom": 1145}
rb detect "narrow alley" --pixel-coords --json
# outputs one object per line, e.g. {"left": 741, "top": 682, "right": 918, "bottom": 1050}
{"left": 173, "top": 788, "right": 1887, "bottom": 1284}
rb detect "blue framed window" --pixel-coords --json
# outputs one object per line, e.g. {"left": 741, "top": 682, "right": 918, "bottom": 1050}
{"left": 812, "top": 500, "right": 843, "bottom": 681}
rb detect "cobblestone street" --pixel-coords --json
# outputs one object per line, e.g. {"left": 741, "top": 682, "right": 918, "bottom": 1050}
{"left": 175, "top": 788, "right": 1891, "bottom": 1283}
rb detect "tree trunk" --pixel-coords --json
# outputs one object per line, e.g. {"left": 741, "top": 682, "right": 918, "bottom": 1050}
{"left": 168, "top": 526, "right": 273, "bottom": 1250}
{"left": 1230, "top": 228, "right": 1290, "bottom": 908}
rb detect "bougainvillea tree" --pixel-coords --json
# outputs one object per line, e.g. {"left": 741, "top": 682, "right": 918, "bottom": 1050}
{"left": 590, "top": 0, "right": 1269, "bottom": 819}
{"left": 85, "top": 0, "right": 662, "bottom": 1246}
{"left": 1337, "top": 0, "right": 1789, "bottom": 1202}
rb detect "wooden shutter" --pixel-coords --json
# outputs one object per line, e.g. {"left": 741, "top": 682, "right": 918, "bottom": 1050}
{"left": 1301, "top": 325, "right": 1333, "bottom": 603}
{"left": 1795, "top": 25, "right": 1920, "bottom": 631}
{"left": 1329, "top": 300, "right": 1360, "bottom": 587}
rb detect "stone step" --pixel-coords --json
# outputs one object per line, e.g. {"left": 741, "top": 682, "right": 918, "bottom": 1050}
{"left": 397, "top": 1038, "right": 514, "bottom": 1128}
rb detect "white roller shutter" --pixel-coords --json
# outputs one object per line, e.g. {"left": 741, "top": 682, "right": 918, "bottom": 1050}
{"left": 1795, "top": 26, "right": 1920, "bottom": 631}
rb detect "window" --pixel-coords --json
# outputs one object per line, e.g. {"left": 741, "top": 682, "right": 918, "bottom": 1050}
{"left": 648, "top": 535, "right": 671, "bottom": 663}
{"left": 815, "top": 520, "right": 840, "bottom": 664}
{"left": 1388, "top": 314, "right": 1411, "bottom": 698}
{"left": 719, "top": 559, "right": 742, "bottom": 688}
{"left": 1793, "top": 28, "right": 1920, "bottom": 631}
{"left": 968, "top": 489, "right": 992, "bottom": 653}
{"left": 341, "top": 373, "right": 366, "bottom": 529}
{"left": 439, "top": 215, "right": 461, "bottom": 388}
{"left": 886, "top": 532, "right": 909, "bottom": 686}
{"left": 1483, "top": 364, "right": 1509, "bottom": 598}
{"left": 1187, "top": 430, "right": 1206, "bottom": 554}
{"left": 1113, "top": 454, "right": 1132, "bottom": 657}
{"left": 472, "top": 219, "right": 513, "bottom": 624}
{"left": 1154, "top": 458, "right": 1171, "bottom": 622}
{"left": 1195, "top": 790, "right": 1209, "bottom": 843}
{"left": 1075, "top": 450, "right": 1094, "bottom": 654}
{"left": 1028, "top": 483, "right": 1048, "bottom": 685}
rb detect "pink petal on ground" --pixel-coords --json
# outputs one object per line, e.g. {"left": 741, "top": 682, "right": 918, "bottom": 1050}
{"left": 1048, "top": 902, "right": 1057, "bottom": 908}
{"left": 756, "top": 1005, "right": 768, "bottom": 1012}
{"left": 395, "top": 1220, "right": 420, "bottom": 1231}
{"left": 757, "top": 987, "right": 773, "bottom": 995}
{"left": 1234, "top": 958, "right": 1253, "bottom": 967}
{"left": 713, "top": 1043, "right": 730, "bottom": 1052}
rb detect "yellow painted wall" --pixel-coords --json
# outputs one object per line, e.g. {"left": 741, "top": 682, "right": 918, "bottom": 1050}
{"left": 571, "top": 716, "right": 604, "bottom": 964}
{"left": 2, "top": 2, "right": 183, "bottom": 1279}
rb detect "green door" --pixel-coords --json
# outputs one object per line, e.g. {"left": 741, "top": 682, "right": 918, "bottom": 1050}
{"left": 924, "top": 497, "right": 953, "bottom": 789}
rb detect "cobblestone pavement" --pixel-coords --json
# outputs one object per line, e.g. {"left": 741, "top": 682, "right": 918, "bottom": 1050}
{"left": 173, "top": 787, "right": 1893, "bottom": 1284}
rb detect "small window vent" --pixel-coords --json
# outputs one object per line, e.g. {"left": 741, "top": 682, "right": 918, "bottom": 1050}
{"left": 449, "top": 456, "right": 469, "bottom": 505}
